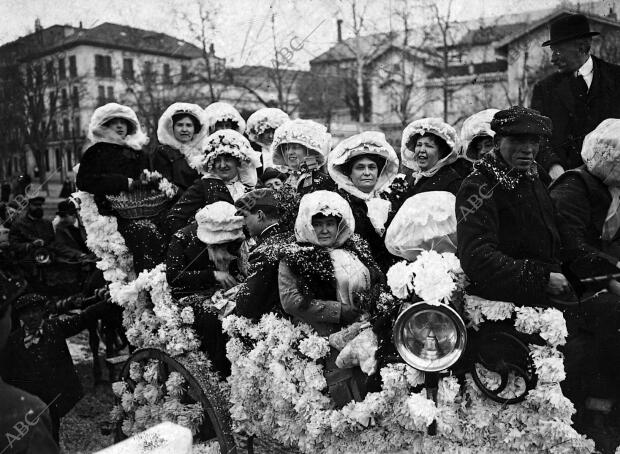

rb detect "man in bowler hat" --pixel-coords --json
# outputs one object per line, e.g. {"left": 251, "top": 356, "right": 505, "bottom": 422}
{"left": 531, "top": 13, "right": 620, "bottom": 178}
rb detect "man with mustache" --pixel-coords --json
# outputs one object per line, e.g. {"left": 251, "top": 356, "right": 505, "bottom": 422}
{"left": 531, "top": 13, "right": 620, "bottom": 179}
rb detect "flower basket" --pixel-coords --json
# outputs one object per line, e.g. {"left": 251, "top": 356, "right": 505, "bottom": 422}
{"left": 107, "top": 188, "right": 169, "bottom": 220}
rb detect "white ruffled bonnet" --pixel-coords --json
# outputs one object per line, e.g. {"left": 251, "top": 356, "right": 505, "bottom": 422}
{"left": 582, "top": 118, "right": 620, "bottom": 186}
{"left": 295, "top": 190, "right": 355, "bottom": 248}
{"left": 246, "top": 108, "right": 290, "bottom": 144}
{"left": 328, "top": 131, "right": 399, "bottom": 200}
{"left": 271, "top": 119, "right": 332, "bottom": 168}
{"left": 87, "top": 102, "right": 149, "bottom": 150}
{"left": 401, "top": 117, "right": 458, "bottom": 170}
{"left": 195, "top": 201, "right": 245, "bottom": 245}
{"left": 385, "top": 191, "right": 457, "bottom": 261}
{"left": 459, "top": 109, "right": 499, "bottom": 161}
{"left": 157, "top": 102, "right": 207, "bottom": 166}
{"left": 204, "top": 102, "right": 246, "bottom": 134}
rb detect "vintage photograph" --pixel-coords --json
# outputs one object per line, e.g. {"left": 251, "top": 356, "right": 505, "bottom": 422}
{"left": 1, "top": 0, "right": 620, "bottom": 452}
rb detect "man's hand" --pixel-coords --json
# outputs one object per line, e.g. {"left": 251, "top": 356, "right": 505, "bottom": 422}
{"left": 549, "top": 164, "right": 565, "bottom": 180}
{"left": 214, "top": 271, "right": 238, "bottom": 290}
{"left": 546, "top": 272, "right": 571, "bottom": 295}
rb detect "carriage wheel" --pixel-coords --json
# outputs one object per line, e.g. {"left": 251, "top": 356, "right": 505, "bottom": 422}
{"left": 115, "top": 348, "right": 237, "bottom": 453}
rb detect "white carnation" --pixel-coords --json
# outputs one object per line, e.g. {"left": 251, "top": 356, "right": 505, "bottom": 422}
{"left": 387, "top": 261, "right": 415, "bottom": 299}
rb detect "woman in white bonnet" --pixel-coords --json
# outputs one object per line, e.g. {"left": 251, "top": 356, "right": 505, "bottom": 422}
{"left": 246, "top": 107, "right": 290, "bottom": 172}
{"left": 455, "top": 108, "right": 499, "bottom": 178}
{"left": 204, "top": 101, "right": 246, "bottom": 135}
{"left": 328, "top": 131, "right": 399, "bottom": 271}
{"left": 151, "top": 102, "right": 205, "bottom": 195}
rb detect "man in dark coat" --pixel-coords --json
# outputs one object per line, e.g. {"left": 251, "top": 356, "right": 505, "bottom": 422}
{"left": 9, "top": 197, "right": 54, "bottom": 256}
{"left": 531, "top": 13, "right": 620, "bottom": 177}
{"left": 234, "top": 189, "right": 291, "bottom": 320}
{"left": 2, "top": 293, "right": 112, "bottom": 442}
{"left": 54, "top": 200, "right": 89, "bottom": 256}
{"left": 457, "top": 106, "right": 571, "bottom": 307}
{"left": 0, "top": 272, "right": 59, "bottom": 454}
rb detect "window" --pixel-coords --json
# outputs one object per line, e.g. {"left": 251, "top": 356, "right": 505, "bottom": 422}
{"left": 107, "top": 86, "right": 114, "bottom": 102}
{"left": 163, "top": 63, "right": 171, "bottom": 84}
{"left": 181, "top": 65, "right": 188, "bottom": 81}
{"left": 143, "top": 61, "right": 154, "bottom": 83}
{"left": 94, "top": 55, "right": 112, "bottom": 77}
{"left": 67, "top": 149, "right": 73, "bottom": 167}
{"left": 45, "top": 149, "right": 50, "bottom": 172}
{"left": 72, "top": 86, "right": 79, "bottom": 108}
{"left": 55, "top": 149, "right": 62, "bottom": 169}
{"left": 63, "top": 118, "right": 70, "bottom": 139}
{"left": 74, "top": 116, "right": 81, "bottom": 137}
{"left": 51, "top": 121, "right": 58, "bottom": 140}
{"left": 46, "top": 61, "right": 54, "bottom": 83}
{"left": 48, "top": 91, "right": 56, "bottom": 110}
{"left": 97, "top": 85, "right": 105, "bottom": 106}
{"left": 69, "top": 55, "right": 77, "bottom": 77}
{"left": 122, "top": 58, "right": 134, "bottom": 80}
{"left": 61, "top": 88, "right": 68, "bottom": 108}
{"left": 58, "top": 57, "right": 66, "bottom": 80}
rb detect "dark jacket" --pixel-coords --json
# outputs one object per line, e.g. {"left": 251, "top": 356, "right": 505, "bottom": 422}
{"left": 165, "top": 177, "right": 233, "bottom": 237}
{"left": 338, "top": 190, "right": 395, "bottom": 272}
{"left": 549, "top": 166, "right": 620, "bottom": 276}
{"left": 3, "top": 301, "right": 111, "bottom": 417}
{"left": 9, "top": 216, "right": 55, "bottom": 256}
{"left": 296, "top": 170, "right": 336, "bottom": 195}
{"left": 150, "top": 145, "right": 200, "bottom": 193}
{"left": 54, "top": 224, "right": 89, "bottom": 256}
{"left": 405, "top": 165, "right": 463, "bottom": 199}
{"left": 166, "top": 222, "right": 217, "bottom": 296}
{"left": 76, "top": 142, "right": 149, "bottom": 215}
{"left": 235, "top": 224, "right": 290, "bottom": 320}
{"left": 531, "top": 56, "right": 620, "bottom": 171}
{"left": 0, "top": 379, "right": 58, "bottom": 454}
{"left": 456, "top": 154, "right": 562, "bottom": 306}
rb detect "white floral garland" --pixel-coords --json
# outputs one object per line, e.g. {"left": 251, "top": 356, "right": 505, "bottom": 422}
{"left": 110, "top": 361, "right": 204, "bottom": 437}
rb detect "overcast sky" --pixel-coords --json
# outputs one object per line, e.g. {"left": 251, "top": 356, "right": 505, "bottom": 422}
{"left": 0, "top": 0, "right": 607, "bottom": 68}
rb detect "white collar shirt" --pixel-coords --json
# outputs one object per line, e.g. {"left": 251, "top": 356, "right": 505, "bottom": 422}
{"left": 575, "top": 56, "right": 594, "bottom": 90}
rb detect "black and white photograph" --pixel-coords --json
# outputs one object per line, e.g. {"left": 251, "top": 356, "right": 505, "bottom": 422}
{"left": 1, "top": 0, "right": 620, "bottom": 452}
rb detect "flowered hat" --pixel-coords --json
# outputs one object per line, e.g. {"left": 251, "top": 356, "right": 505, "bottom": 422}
{"left": 204, "top": 102, "right": 246, "bottom": 134}
{"left": 271, "top": 119, "right": 332, "bottom": 169}
{"left": 246, "top": 108, "right": 290, "bottom": 144}
{"left": 295, "top": 190, "right": 355, "bottom": 248}
{"left": 581, "top": 118, "right": 620, "bottom": 186}
{"left": 401, "top": 118, "right": 458, "bottom": 170}
{"left": 195, "top": 201, "right": 245, "bottom": 245}
{"left": 460, "top": 109, "right": 499, "bottom": 161}
{"left": 87, "top": 102, "right": 149, "bottom": 150}
{"left": 328, "top": 131, "right": 399, "bottom": 200}
{"left": 193, "top": 129, "right": 261, "bottom": 187}
{"left": 385, "top": 191, "right": 457, "bottom": 261}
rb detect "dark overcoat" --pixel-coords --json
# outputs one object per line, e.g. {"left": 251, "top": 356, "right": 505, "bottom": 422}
{"left": 456, "top": 155, "right": 562, "bottom": 306}
{"left": 150, "top": 145, "right": 200, "bottom": 193}
{"left": 530, "top": 56, "right": 620, "bottom": 171}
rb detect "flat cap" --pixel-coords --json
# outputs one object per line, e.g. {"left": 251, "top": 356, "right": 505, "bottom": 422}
{"left": 235, "top": 188, "right": 279, "bottom": 213}
{"left": 491, "top": 106, "right": 552, "bottom": 138}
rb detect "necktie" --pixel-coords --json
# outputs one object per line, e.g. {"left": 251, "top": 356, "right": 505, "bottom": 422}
{"left": 575, "top": 74, "right": 588, "bottom": 96}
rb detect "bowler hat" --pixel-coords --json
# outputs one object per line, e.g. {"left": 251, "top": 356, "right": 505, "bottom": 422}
{"left": 56, "top": 200, "right": 77, "bottom": 216}
{"left": 542, "top": 13, "right": 600, "bottom": 47}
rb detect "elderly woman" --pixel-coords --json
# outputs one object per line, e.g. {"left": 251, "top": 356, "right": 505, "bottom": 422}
{"left": 166, "top": 129, "right": 259, "bottom": 235}
{"left": 278, "top": 190, "right": 383, "bottom": 407}
{"left": 272, "top": 119, "right": 336, "bottom": 194}
{"left": 76, "top": 103, "right": 165, "bottom": 272}
{"left": 204, "top": 101, "right": 246, "bottom": 135}
{"left": 151, "top": 103, "right": 205, "bottom": 195}
{"left": 400, "top": 117, "right": 463, "bottom": 200}
{"left": 246, "top": 107, "right": 290, "bottom": 171}
{"left": 328, "top": 131, "right": 399, "bottom": 271}
{"left": 167, "top": 201, "right": 245, "bottom": 376}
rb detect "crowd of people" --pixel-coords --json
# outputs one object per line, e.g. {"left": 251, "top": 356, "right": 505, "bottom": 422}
{"left": 2, "top": 12, "right": 620, "bottom": 453}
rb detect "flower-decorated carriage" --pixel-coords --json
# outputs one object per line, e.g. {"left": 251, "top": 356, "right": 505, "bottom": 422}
{"left": 76, "top": 183, "right": 596, "bottom": 454}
